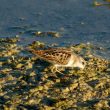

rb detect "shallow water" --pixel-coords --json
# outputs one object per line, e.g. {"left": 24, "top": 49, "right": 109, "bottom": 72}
{"left": 0, "top": 0, "right": 110, "bottom": 58}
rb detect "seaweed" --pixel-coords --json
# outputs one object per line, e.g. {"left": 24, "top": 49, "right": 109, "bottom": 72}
{"left": 0, "top": 37, "right": 110, "bottom": 109}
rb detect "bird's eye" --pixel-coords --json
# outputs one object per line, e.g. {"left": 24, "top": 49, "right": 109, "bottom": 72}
{"left": 82, "top": 61, "right": 85, "bottom": 65}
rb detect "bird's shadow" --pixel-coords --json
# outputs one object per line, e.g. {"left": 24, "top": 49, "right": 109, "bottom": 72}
{"left": 33, "top": 59, "right": 51, "bottom": 72}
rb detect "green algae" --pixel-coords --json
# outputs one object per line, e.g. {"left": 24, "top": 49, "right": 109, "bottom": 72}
{"left": 93, "top": 0, "right": 110, "bottom": 7}
{"left": 0, "top": 37, "right": 110, "bottom": 109}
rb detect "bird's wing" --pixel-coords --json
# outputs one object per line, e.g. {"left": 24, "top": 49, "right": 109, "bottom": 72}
{"left": 29, "top": 48, "right": 72, "bottom": 65}
{"left": 39, "top": 49, "right": 72, "bottom": 65}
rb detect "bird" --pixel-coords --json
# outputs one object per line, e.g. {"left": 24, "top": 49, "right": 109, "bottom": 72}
{"left": 27, "top": 47, "right": 86, "bottom": 73}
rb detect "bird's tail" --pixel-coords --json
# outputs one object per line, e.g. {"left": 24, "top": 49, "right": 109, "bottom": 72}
{"left": 25, "top": 47, "right": 44, "bottom": 56}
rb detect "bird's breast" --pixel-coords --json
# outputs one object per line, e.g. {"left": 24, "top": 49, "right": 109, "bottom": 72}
{"left": 66, "top": 55, "right": 74, "bottom": 67}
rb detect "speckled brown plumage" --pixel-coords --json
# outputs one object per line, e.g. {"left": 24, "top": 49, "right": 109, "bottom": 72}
{"left": 28, "top": 48, "right": 86, "bottom": 69}
{"left": 29, "top": 48, "right": 72, "bottom": 65}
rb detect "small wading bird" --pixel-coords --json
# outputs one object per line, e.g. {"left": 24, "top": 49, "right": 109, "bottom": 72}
{"left": 27, "top": 48, "right": 86, "bottom": 73}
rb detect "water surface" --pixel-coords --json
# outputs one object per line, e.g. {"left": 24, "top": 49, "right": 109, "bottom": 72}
{"left": 0, "top": 0, "right": 110, "bottom": 58}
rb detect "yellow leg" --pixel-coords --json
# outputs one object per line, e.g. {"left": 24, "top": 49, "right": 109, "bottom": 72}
{"left": 50, "top": 65, "right": 64, "bottom": 74}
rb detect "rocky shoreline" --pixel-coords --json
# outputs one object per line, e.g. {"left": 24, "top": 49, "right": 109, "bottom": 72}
{"left": 0, "top": 37, "right": 110, "bottom": 109}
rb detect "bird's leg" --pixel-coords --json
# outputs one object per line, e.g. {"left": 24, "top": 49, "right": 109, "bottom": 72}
{"left": 50, "top": 65, "right": 55, "bottom": 73}
{"left": 55, "top": 66, "right": 64, "bottom": 74}
{"left": 50, "top": 65, "right": 64, "bottom": 74}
